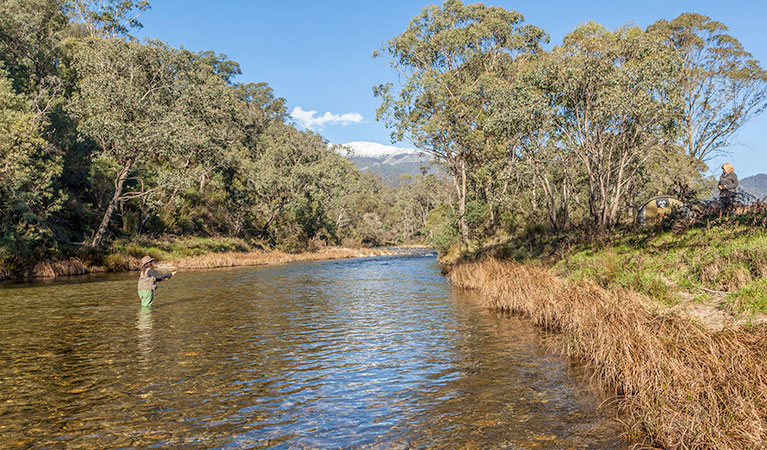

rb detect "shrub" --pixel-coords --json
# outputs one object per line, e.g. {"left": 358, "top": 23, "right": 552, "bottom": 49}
{"left": 426, "top": 205, "right": 459, "bottom": 255}
{"left": 103, "top": 253, "right": 127, "bottom": 272}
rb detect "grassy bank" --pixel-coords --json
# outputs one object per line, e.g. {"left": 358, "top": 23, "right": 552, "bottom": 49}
{"left": 555, "top": 226, "right": 767, "bottom": 318}
{"left": 0, "top": 236, "right": 406, "bottom": 280}
{"left": 444, "top": 211, "right": 767, "bottom": 448}
{"left": 452, "top": 209, "right": 767, "bottom": 321}
{"left": 446, "top": 260, "right": 767, "bottom": 449}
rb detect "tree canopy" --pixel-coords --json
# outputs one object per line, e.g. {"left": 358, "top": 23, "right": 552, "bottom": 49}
{"left": 376, "top": 3, "right": 765, "bottom": 248}
{"left": 0, "top": 0, "right": 446, "bottom": 273}
{"left": 375, "top": 0, "right": 548, "bottom": 243}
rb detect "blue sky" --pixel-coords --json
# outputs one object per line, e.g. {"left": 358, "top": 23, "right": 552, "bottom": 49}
{"left": 136, "top": 0, "right": 766, "bottom": 178}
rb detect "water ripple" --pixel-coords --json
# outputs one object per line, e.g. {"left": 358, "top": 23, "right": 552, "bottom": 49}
{"left": 0, "top": 254, "right": 625, "bottom": 449}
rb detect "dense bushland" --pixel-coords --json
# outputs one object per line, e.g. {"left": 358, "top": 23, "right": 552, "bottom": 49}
{"left": 0, "top": 0, "right": 452, "bottom": 278}
{"left": 3, "top": 0, "right": 766, "bottom": 280}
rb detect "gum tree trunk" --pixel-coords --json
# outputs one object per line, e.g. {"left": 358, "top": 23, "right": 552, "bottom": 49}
{"left": 91, "top": 160, "right": 132, "bottom": 248}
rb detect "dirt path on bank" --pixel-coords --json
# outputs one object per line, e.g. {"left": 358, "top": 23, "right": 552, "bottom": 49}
{"left": 668, "top": 292, "right": 767, "bottom": 331}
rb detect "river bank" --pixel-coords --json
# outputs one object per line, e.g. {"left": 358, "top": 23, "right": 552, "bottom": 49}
{"left": 0, "top": 235, "right": 422, "bottom": 281}
{"left": 444, "top": 214, "right": 767, "bottom": 449}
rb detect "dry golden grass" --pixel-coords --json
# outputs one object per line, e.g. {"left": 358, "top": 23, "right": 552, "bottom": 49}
{"left": 170, "top": 247, "right": 398, "bottom": 270}
{"left": 23, "top": 247, "right": 398, "bottom": 278}
{"left": 446, "top": 258, "right": 767, "bottom": 450}
{"left": 31, "top": 258, "right": 90, "bottom": 278}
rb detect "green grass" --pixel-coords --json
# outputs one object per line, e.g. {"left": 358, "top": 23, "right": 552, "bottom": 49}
{"left": 554, "top": 246, "right": 680, "bottom": 305}
{"left": 725, "top": 279, "right": 767, "bottom": 314}
{"left": 481, "top": 214, "right": 767, "bottom": 314}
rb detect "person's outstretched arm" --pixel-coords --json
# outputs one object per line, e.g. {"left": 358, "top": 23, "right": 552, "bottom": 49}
{"left": 146, "top": 268, "right": 175, "bottom": 282}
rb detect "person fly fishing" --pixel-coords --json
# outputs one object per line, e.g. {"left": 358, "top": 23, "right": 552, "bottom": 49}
{"left": 137, "top": 256, "right": 176, "bottom": 307}
{"left": 718, "top": 163, "right": 739, "bottom": 213}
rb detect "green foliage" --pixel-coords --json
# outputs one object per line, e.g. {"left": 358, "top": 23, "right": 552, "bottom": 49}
{"left": 65, "top": 0, "right": 151, "bottom": 38}
{"left": 539, "top": 23, "right": 682, "bottom": 227}
{"left": 0, "top": 72, "right": 64, "bottom": 258}
{"left": 377, "top": 3, "right": 766, "bottom": 251}
{"left": 647, "top": 13, "right": 767, "bottom": 163}
{"left": 68, "top": 37, "right": 203, "bottom": 246}
{"left": 426, "top": 205, "right": 459, "bottom": 254}
{"left": 0, "top": 0, "right": 68, "bottom": 96}
{"left": 3, "top": 0, "right": 766, "bottom": 278}
{"left": 375, "top": 0, "right": 548, "bottom": 243}
{"left": 0, "top": 0, "right": 447, "bottom": 270}
{"left": 465, "top": 200, "right": 490, "bottom": 231}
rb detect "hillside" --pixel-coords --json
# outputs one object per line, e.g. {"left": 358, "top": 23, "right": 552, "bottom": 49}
{"left": 739, "top": 173, "right": 767, "bottom": 199}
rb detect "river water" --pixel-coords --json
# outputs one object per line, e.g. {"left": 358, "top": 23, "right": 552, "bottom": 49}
{"left": 0, "top": 252, "right": 625, "bottom": 449}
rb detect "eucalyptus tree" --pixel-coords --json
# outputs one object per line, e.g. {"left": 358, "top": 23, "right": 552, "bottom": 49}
{"left": 486, "top": 53, "right": 574, "bottom": 231}
{"left": 207, "top": 81, "right": 288, "bottom": 235}
{"left": 65, "top": 0, "right": 150, "bottom": 38}
{"left": 235, "top": 124, "right": 353, "bottom": 247}
{"left": 393, "top": 173, "right": 454, "bottom": 241}
{"left": 543, "top": 23, "right": 681, "bottom": 227}
{"left": 120, "top": 49, "right": 247, "bottom": 235}
{"left": 374, "top": 0, "right": 547, "bottom": 243}
{"left": 0, "top": 73, "right": 63, "bottom": 253}
{"left": 647, "top": 13, "right": 767, "bottom": 165}
{"left": 169, "top": 50, "right": 244, "bottom": 194}
{"left": 0, "top": 0, "right": 68, "bottom": 106}
{"left": 323, "top": 169, "right": 390, "bottom": 245}
{"left": 232, "top": 81, "right": 287, "bottom": 147}
{"left": 68, "top": 38, "right": 190, "bottom": 247}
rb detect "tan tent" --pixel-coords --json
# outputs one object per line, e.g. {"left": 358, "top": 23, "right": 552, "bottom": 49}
{"left": 637, "top": 196, "right": 684, "bottom": 226}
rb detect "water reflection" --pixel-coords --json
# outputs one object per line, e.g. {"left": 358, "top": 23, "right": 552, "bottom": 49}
{"left": 0, "top": 253, "right": 626, "bottom": 449}
{"left": 136, "top": 307, "right": 154, "bottom": 367}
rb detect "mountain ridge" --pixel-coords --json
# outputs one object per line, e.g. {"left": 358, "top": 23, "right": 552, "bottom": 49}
{"left": 739, "top": 173, "right": 767, "bottom": 199}
{"left": 334, "top": 141, "right": 435, "bottom": 185}
{"left": 337, "top": 143, "right": 765, "bottom": 194}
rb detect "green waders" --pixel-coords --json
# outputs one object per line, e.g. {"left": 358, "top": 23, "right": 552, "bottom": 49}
{"left": 138, "top": 289, "right": 154, "bottom": 307}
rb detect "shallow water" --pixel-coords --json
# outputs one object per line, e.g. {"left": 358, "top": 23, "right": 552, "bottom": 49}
{"left": 0, "top": 253, "right": 625, "bottom": 449}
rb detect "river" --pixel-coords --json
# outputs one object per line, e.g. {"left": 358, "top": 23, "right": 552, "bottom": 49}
{"left": 0, "top": 252, "right": 625, "bottom": 449}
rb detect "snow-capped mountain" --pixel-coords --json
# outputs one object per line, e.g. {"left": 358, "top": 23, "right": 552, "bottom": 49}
{"left": 338, "top": 141, "right": 422, "bottom": 158}
{"left": 334, "top": 141, "right": 436, "bottom": 185}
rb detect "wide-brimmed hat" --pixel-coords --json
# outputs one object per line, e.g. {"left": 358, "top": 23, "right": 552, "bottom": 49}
{"left": 141, "top": 256, "right": 155, "bottom": 266}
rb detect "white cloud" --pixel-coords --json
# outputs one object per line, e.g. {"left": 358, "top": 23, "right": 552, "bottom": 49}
{"left": 291, "top": 106, "right": 363, "bottom": 130}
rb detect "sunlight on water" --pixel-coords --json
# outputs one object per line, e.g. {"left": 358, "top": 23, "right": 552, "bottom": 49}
{"left": 0, "top": 253, "right": 625, "bottom": 449}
